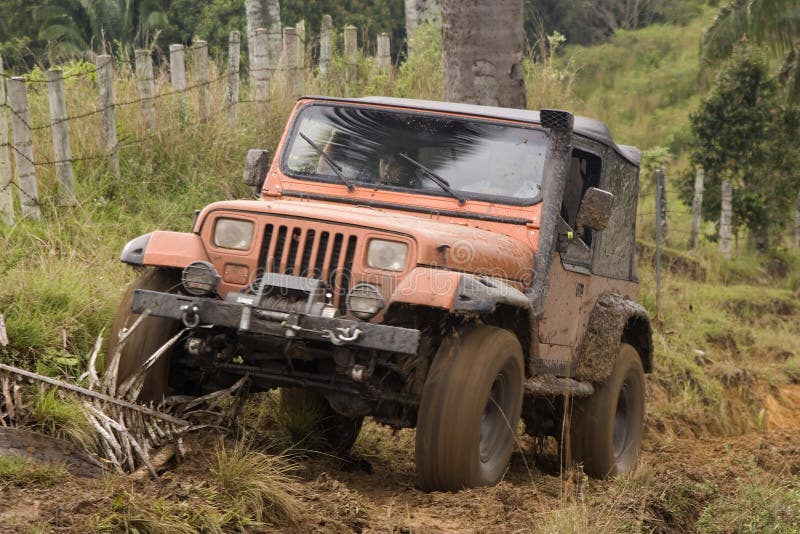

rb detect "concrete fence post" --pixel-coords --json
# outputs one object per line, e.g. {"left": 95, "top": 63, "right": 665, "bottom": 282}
{"left": 252, "top": 28, "right": 270, "bottom": 102}
{"left": 319, "top": 15, "right": 332, "bottom": 78}
{"left": 194, "top": 40, "right": 210, "bottom": 122}
{"left": 7, "top": 78, "right": 40, "bottom": 220}
{"left": 720, "top": 179, "right": 733, "bottom": 259}
{"left": 134, "top": 50, "right": 156, "bottom": 131}
{"left": 283, "top": 27, "right": 301, "bottom": 98}
{"left": 96, "top": 55, "right": 120, "bottom": 180}
{"left": 0, "top": 54, "right": 13, "bottom": 224}
{"left": 46, "top": 69, "right": 76, "bottom": 206}
{"left": 690, "top": 167, "right": 704, "bottom": 249}
{"left": 227, "top": 31, "right": 241, "bottom": 124}
{"left": 794, "top": 190, "right": 800, "bottom": 249}
{"left": 377, "top": 32, "right": 391, "bottom": 70}
{"left": 169, "top": 44, "right": 186, "bottom": 91}
{"left": 296, "top": 19, "right": 306, "bottom": 70}
{"left": 344, "top": 25, "right": 358, "bottom": 83}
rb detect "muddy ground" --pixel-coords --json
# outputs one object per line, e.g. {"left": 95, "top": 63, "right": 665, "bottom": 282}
{"left": 1, "top": 383, "right": 799, "bottom": 533}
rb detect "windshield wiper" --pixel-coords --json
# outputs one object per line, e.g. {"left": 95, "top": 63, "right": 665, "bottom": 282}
{"left": 398, "top": 153, "right": 466, "bottom": 205}
{"left": 299, "top": 132, "right": 355, "bottom": 191}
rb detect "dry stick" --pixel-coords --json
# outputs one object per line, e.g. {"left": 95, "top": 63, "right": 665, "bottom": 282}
{"left": 0, "top": 54, "right": 13, "bottom": 225}
{"left": 77, "top": 330, "right": 104, "bottom": 389}
{"left": 116, "top": 328, "right": 187, "bottom": 400}
{"left": 85, "top": 403, "right": 157, "bottom": 477}
{"left": 96, "top": 55, "right": 120, "bottom": 180}
{"left": 227, "top": 31, "right": 241, "bottom": 126}
{"left": 689, "top": 167, "right": 704, "bottom": 249}
{"left": 84, "top": 411, "right": 124, "bottom": 473}
{"left": 103, "top": 308, "right": 151, "bottom": 395}
{"left": 7, "top": 77, "right": 40, "bottom": 220}
{"left": 46, "top": 69, "right": 77, "bottom": 206}
{"left": 319, "top": 15, "right": 333, "bottom": 79}
{"left": 2, "top": 375, "right": 14, "bottom": 425}
{"left": 135, "top": 50, "right": 156, "bottom": 132}
{"left": 194, "top": 40, "right": 210, "bottom": 122}
{"left": 0, "top": 363, "right": 188, "bottom": 425}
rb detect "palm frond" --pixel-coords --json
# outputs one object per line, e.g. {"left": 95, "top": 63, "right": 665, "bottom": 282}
{"left": 703, "top": 0, "right": 800, "bottom": 61}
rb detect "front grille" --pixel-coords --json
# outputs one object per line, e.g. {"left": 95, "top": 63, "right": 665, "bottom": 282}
{"left": 257, "top": 222, "right": 358, "bottom": 311}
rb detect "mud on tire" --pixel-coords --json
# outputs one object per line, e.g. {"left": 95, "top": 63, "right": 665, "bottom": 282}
{"left": 106, "top": 268, "right": 183, "bottom": 403}
{"left": 569, "top": 342, "right": 645, "bottom": 478}
{"left": 415, "top": 325, "right": 524, "bottom": 491}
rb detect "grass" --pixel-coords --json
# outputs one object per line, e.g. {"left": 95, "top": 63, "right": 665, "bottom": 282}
{"left": 28, "top": 387, "right": 98, "bottom": 449}
{"left": 696, "top": 477, "right": 800, "bottom": 533}
{"left": 211, "top": 438, "right": 302, "bottom": 528}
{"left": 90, "top": 438, "right": 301, "bottom": 532}
{"left": 0, "top": 455, "right": 68, "bottom": 487}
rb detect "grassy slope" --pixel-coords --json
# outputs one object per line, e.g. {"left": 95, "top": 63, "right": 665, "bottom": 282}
{"left": 0, "top": 13, "right": 799, "bottom": 533}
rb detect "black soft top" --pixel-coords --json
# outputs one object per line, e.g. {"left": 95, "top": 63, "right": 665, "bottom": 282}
{"left": 302, "top": 95, "right": 642, "bottom": 167}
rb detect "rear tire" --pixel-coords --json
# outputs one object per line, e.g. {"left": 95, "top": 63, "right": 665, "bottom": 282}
{"left": 106, "top": 268, "right": 182, "bottom": 403}
{"left": 569, "top": 342, "right": 645, "bottom": 478}
{"left": 415, "top": 325, "right": 524, "bottom": 491}
{"left": 278, "top": 388, "right": 363, "bottom": 453}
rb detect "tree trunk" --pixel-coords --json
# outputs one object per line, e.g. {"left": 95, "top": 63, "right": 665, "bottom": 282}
{"left": 441, "top": 0, "right": 526, "bottom": 109}
{"left": 245, "top": 0, "right": 282, "bottom": 74}
{"left": 720, "top": 179, "right": 732, "bottom": 259}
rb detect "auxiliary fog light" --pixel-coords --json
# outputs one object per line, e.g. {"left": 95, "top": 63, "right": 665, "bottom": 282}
{"left": 182, "top": 261, "right": 220, "bottom": 296}
{"left": 346, "top": 283, "right": 385, "bottom": 320}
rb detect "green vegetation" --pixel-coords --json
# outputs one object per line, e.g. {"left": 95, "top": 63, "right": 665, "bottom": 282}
{"left": 0, "top": 455, "right": 68, "bottom": 487}
{"left": 683, "top": 44, "right": 800, "bottom": 249}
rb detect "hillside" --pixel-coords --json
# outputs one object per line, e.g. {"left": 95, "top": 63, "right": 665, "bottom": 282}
{"left": 2, "top": 6, "right": 800, "bottom": 533}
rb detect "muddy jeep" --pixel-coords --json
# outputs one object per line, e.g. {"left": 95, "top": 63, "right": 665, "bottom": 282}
{"left": 110, "top": 96, "right": 653, "bottom": 491}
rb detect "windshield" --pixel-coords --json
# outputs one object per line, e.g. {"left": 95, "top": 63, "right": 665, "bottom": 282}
{"left": 282, "top": 104, "right": 548, "bottom": 204}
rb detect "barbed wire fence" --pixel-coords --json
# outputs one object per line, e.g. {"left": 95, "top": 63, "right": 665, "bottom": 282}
{"left": 0, "top": 20, "right": 395, "bottom": 225}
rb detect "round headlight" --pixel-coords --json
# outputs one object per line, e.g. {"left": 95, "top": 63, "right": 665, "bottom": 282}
{"left": 347, "top": 283, "right": 385, "bottom": 320}
{"left": 214, "top": 218, "right": 255, "bottom": 250}
{"left": 182, "top": 261, "right": 220, "bottom": 296}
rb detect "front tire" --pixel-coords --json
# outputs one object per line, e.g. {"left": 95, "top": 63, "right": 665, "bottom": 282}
{"left": 278, "top": 389, "right": 363, "bottom": 453}
{"left": 415, "top": 325, "right": 524, "bottom": 491}
{"left": 569, "top": 342, "right": 645, "bottom": 478}
{"left": 106, "top": 268, "right": 182, "bottom": 403}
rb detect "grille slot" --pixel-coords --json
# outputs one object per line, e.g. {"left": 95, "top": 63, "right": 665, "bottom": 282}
{"left": 258, "top": 223, "right": 358, "bottom": 308}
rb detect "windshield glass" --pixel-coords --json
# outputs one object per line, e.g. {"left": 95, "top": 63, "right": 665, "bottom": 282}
{"left": 282, "top": 104, "right": 548, "bottom": 204}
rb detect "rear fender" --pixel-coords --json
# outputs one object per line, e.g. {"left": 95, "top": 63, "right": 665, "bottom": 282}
{"left": 121, "top": 231, "right": 209, "bottom": 268}
{"left": 576, "top": 292, "right": 653, "bottom": 383}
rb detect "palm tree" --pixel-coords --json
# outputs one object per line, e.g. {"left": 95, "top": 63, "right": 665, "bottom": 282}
{"left": 702, "top": 0, "right": 800, "bottom": 101}
{"left": 40, "top": 0, "right": 168, "bottom": 54}
{"left": 441, "top": 0, "right": 526, "bottom": 108}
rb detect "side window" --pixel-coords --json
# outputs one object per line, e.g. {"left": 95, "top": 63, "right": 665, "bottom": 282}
{"left": 560, "top": 149, "right": 602, "bottom": 247}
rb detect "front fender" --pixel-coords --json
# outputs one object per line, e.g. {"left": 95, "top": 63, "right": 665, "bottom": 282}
{"left": 120, "top": 231, "right": 209, "bottom": 268}
{"left": 388, "top": 267, "right": 531, "bottom": 313}
{"left": 576, "top": 292, "right": 653, "bottom": 383}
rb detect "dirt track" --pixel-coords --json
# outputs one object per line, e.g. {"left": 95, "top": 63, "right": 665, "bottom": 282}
{"left": 1, "top": 384, "right": 798, "bottom": 533}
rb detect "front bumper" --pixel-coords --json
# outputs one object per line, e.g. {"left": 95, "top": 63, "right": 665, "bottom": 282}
{"left": 132, "top": 290, "right": 421, "bottom": 355}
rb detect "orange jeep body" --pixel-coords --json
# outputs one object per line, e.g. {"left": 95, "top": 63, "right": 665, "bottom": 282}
{"left": 118, "top": 96, "right": 652, "bottom": 460}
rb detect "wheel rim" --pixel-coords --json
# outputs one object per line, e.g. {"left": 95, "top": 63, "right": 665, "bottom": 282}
{"left": 613, "top": 381, "right": 632, "bottom": 462}
{"left": 480, "top": 370, "right": 512, "bottom": 464}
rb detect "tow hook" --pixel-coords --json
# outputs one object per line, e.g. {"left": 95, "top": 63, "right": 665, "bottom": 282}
{"left": 325, "top": 327, "right": 362, "bottom": 346}
{"left": 180, "top": 304, "right": 200, "bottom": 328}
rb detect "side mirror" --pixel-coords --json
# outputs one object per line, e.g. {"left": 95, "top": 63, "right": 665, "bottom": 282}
{"left": 576, "top": 187, "right": 614, "bottom": 231}
{"left": 243, "top": 149, "right": 270, "bottom": 194}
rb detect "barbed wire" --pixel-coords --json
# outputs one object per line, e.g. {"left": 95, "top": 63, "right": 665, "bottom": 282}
{"left": 0, "top": 71, "right": 229, "bottom": 132}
